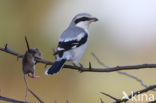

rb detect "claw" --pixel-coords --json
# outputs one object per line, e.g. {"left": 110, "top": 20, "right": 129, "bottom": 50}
{"left": 79, "top": 63, "right": 84, "bottom": 73}
{"left": 79, "top": 63, "right": 84, "bottom": 68}
{"left": 72, "top": 62, "right": 77, "bottom": 67}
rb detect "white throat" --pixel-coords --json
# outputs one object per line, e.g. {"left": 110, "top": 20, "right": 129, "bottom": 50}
{"left": 76, "top": 21, "right": 90, "bottom": 33}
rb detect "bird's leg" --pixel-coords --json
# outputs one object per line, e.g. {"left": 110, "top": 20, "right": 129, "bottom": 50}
{"left": 79, "top": 63, "right": 84, "bottom": 68}
{"left": 72, "top": 62, "right": 78, "bottom": 67}
{"left": 78, "top": 63, "right": 84, "bottom": 72}
{"left": 72, "top": 62, "right": 83, "bottom": 72}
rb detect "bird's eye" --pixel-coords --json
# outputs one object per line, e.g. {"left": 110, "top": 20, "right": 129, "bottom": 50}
{"left": 74, "top": 17, "right": 90, "bottom": 24}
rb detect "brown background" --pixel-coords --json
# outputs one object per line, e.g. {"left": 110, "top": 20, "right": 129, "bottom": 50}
{"left": 0, "top": 0, "right": 156, "bottom": 103}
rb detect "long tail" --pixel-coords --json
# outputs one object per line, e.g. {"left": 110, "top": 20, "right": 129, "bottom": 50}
{"left": 45, "top": 59, "right": 66, "bottom": 75}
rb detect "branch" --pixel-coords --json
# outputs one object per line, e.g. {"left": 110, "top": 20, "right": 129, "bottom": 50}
{"left": 66, "top": 100, "right": 69, "bottom": 103}
{"left": 0, "top": 96, "right": 29, "bottom": 103}
{"left": 117, "top": 71, "right": 156, "bottom": 91}
{"left": 114, "top": 84, "right": 156, "bottom": 103}
{"left": 148, "top": 100, "right": 156, "bottom": 103}
{"left": 100, "top": 98, "right": 104, "bottom": 103}
{"left": 1, "top": 45, "right": 156, "bottom": 73}
{"left": 101, "top": 85, "right": 156, "bottom": 103}
{"left": 28, "top": 89, "right": 44, "bottom": 103}
{"left": 25, "top": 36, "right": 30, "bottom": 52}
{"left": 100, "top": 92, "right": 118, "bottom": 101}
{"left": 91, "top": 52, "right": 156, "bottom": 91}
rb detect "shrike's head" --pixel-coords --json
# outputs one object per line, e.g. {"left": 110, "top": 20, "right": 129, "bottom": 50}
{"left": 71, "top": 13, "right": 98, "bottom": 30}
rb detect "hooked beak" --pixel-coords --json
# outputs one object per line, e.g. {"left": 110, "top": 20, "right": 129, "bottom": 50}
{"left": 90, "top": 17, "right": 98, "bottom": 22}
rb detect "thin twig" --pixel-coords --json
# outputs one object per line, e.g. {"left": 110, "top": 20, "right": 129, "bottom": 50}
{"left": 100, "top": 92, "right": 118, "bottom": 101}
{"left": 0, "top": 96, "right": 29, "bottom": 103}
{"left": 100, "top": 98, "right": 104, "bottom": 103}
{"left": 91, "top": 52, "right": 156, "bottom": 91}
{"left": 24, "top": 75, "right": 28, "bottom": 102}
{"left": 148, "top": 100, "right": 156, "bottom": 103}
{"left": 117, "top": 71, "right": 156, "bottom": 91}
{"left": 92, "top": 52, "right": 156, "bottom": 102}
{"left": 113, "top": 85, "right": 156, "bottom": 103}
{"left": 25, "top": 36, "right": 30, "bottom": 52}
{"left": 100, "top": 85, "right": 156, "bottom": 103}
{"left": 28, "top": 89, "right": 44, "bottom": 103}
{"left": 1, "top": 45, "right": 156, "bottom": 73}
{"left": 66, "top": 100, "right": 69, "bottom": 103}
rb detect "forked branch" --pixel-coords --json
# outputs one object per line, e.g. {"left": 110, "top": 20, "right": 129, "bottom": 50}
{"left": 0, "top": 45, "right": 156, "bottom": 72}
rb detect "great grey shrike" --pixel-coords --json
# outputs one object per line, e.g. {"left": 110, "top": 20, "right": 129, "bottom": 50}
{"left": 45, "top": 13, "right": 98, "bottom": 75}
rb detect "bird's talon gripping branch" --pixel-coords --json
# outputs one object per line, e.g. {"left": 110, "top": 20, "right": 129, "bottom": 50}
{"left": 72, "top": 62, "right": 77, "bottom": 67}
{"left": 79, "top": 63, "right": 84, "bottom": 68}
{"left": 78, "top": 63, "right": 84, "bottom": 72}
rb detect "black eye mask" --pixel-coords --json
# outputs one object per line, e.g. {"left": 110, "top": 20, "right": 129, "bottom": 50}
{"left": 74, "top": 17, "right": 91, "bottom": 24}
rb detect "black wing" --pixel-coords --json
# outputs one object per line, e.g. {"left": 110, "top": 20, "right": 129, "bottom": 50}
{"left": 54, "top": 33, "right": 88, "bottom": 58}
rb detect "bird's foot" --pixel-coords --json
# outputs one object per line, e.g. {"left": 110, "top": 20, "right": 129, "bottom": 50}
{"left": 79, "top": 63, "right": 84, "bottom": 72}
{"left": 72, "top": 62, "right": 84, "bottom": 72}
{"left": 79, "top": 63, "right": 84, "bottom": 68}
{"left": 72, "top": 62, "right": 77, "bottom": 67}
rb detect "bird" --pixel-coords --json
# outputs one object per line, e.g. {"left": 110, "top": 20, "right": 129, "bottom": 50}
{"left": 45, "top": 13, "right": 98, "bottom": 75}
{"left": 22, "top": 37, "right": 42, "bottom": 78}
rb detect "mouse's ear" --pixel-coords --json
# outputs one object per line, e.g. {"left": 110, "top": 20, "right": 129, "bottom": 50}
{"left": 25, "top": 36, "right": 30, "bottom": 52}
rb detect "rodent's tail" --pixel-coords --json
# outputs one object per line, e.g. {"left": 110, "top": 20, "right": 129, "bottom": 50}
{"left": 45, "top": 59, "right": 66, "bottom": 75}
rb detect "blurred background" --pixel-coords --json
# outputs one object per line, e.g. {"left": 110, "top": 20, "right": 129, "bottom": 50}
{"left": 0, "top": 0, "right": 156, "bottom": 103}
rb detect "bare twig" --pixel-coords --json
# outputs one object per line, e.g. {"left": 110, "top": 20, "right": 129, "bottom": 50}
{"left": 28, "top": 89, "right": 44, "bottom": 103}
{"left": 148, "top": 100, "right": 156, "bottom": 103}
{"left": 0, "top": 44, "right": 23, "bottom": 57}
{"left": 91, "top": 52, "right": 156, "bottom": 91}
{"left": 117, "top": 71, "right": 156, "bottom": 91}
{"left": 1, "top": 45, "right": 156, "bottom": 73}
{"left": 100, "top": 98, "right": 104, "bottom": 103}
{"left": 66, "top": 100, "right": 69, "bottom": 103}
{"left": 113, "top": 85, "right": 156, "bottom": 103}
{"left": 92, "top": 52, "right": 156, "bottom": 102}
{"left": 0, "top": 96, "right": 29, "bottom": 103}
{"left": 25, "top": 36, "right": 30, "bottom": 52}
{"left": 0, "top": 89, "right": 43, "bottom": 103}
{"left": 101, "top": 85, "right": 156, "bottom": 103}
{"left": 100, "top": 92, "right": 118, "bottom": 101}
{"left": 24, "top": 75, "right": 28, "bottom": 101}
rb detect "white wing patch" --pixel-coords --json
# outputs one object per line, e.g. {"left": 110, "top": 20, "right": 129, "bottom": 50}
{"left": 58, "top": 47, "right": 64, "bottom": 50}
{"left": 59, "top": 33, "right": 85, "bottom": 42}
